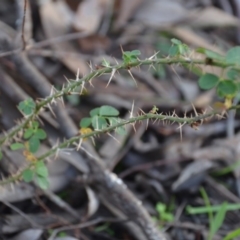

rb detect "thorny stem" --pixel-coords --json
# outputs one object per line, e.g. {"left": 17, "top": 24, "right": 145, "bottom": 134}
{"left": 0, "top": 110, "right": 218, "bottom": 185}
{"left": 0, "top": 56, "right": 237, "bottom": 146}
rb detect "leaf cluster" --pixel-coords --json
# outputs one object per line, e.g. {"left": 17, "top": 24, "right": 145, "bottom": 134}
{"left": 11, "top": 121, "right": 47, "bottom": 153}
{"left": 122, "top": 50, "right": 141, "bottom": 65}
{"left": 198, "top": 47, "right": 240, "bottom": 101}
{"left": 80, "top": 105, "right": 126, "bottom": 135}
{"left": 22, "top": 161, "right": 49, "bottom": 189}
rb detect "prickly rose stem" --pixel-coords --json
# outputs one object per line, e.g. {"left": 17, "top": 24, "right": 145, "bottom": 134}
{"left": 0, "top": 110, "right": 218, "bottom": 186}
{"left": 0, "top": 55, "right": 234, "bottom": 146}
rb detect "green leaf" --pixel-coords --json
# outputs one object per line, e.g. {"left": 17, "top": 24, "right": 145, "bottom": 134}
{"left": 171, "top": 38, "right": 182, "bottom": 45}
{"left": 29, "top": 136, "right": 40, "bottom": 153}
{"left": 236, "top": 82, "right": 240, "bottom": 91}
{"left": 162, "top": 212, "right": 174, "bottom": 222}
{"left": 226, "top": 47, "right": 240, "bottom": 66}
{"left": 108, "top": 117, "right": 126, "bottom": 135}
{"left": 102, "top": 59, "right": 110, "bottom": 67}
{"left": 90, "top": 108, "right": 100, "bottom": 117}
{"left": 223, "top": 228, "right": 240, "bottom": 240}
{"left": 99, "top": 105, "right": 119, "bottom": 116}
{"left": 36, "top": 161, "right": 48, "bottom": 177}
{"left": 169, "top": 45, "right": 178, "bottom": 57}
{"left": 22, "top": 169, "right": 34, "bottom": 182}
{"left": 0, "top": 151, "right": 2, "bottom": 160}
{"left": 24, "top": 128, "right": 34, "bottom": 139}
{"left": 123, "top": 54, "right": 131, "bottom": 64}
{"left": 155, "top": 202, "right": 174, "bottom": 222}
{"left": 217, "top": 80, "right": 238, "bottom": 97}
{"left": 58, "top": 232, "right": 67, "bottom": 237}
{"left": 209, "top": 202, "right": 227, "bottom": 240}
{"left": 156, "top": 202, "right": 166, "bottom": 214}
{"left": 198, "top": 73, "right": 219, "bottom": 90}
{"left": 92, "top": 116, "right": 107, "bottom": 130}
{"left": 32, "top": 121, "right": 39, "bottom": 129}
{"left": 66, "top": 94, "right": 80, "bottom": 106}
{"left": 18, "top": 98, "right": 36, "bottom": 115}
{"left": 227, "top": 69, "right": 240, "bottom": 80}
{"left": 80, "top": 117, "right": 92, "bottom": 128}
{"left": 34, "top": 129, "right": 47, "bottom": 140}
{"left": 10, "top": 143, "right": 25, "bottom": 150}
{"left": 130, "top": 50, "right": 141, "bottom": 56}
{"left": 108, "top": 117, "right": 118, "bottom": 126}
{"left": 36, "top": 175, "right": 49, "bottom": 189}
{"left": 122, "top": 50, "right": 141, "bottom": 64}
{"left": 116, "top": 126, "right": 126, "bottom": 136}
{"left": 178, "top": 44, "right": 189, "bottom": 55}
{"left": 196, "top": 48, "right": 224, "bottom": 61}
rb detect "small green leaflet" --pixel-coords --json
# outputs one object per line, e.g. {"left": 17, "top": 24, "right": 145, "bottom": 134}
{"left": 170, "top": 38, "right": 189, "bottom": 55}
{"left": 22, "top": 169, "right": 34, "bottom": 182}
{"left": 32, "top": 121, "right": 39, "bottom": 129}
{"left": 102, "top": 59, "right": 110, "bottom": 67}
{"left": 217, "top": 80, "right": 238, "bottom": 97}
{"left": 226, "top": 47, "right": 240, "bottom": 66}
{"left": 227, "top": 69, "right": 240, "bottom": 80}
{"left": 29, "top": 136, "right": 40, "bottom": 153}
{"left": 92, "top": 116, "right": 107, "bottom": 130}
{"left": 24, "top": 128, "right": 34, "bottom": 139}
{"left": 66, "top": 94, "right": 80, "bottom": 106}
{"left": 10, "top": 143, "right": 25, "bottom": 150}
{"left": 169, "top": 45, "right": 178, "bottom": 57}
{"left": 108, "top": 117, "right": 126, "bottom": 135}
{"left": 36, "top": 175, "right": 49, "bottom": 190}
{"left": 90, "top": 108, "right": 100, "bottom": 117}
{"left": 99, "top": 105, "right": 119, "bottom": 116}
{"left": 80, "top": 117, "right": 92, "bottom": 128}
{"left": 34, "top": 129, "right": 47, "bottom": 140}
{"left": 18, "top": 98, "right": 36, "bottom": 115}
{"left": 198, "top": 73, "right": 219, "bottom": 90}
{"left": 196, "top": 47, "right": 224, "bottom": 61}
{"left": 36, "top": 161, "right": 48, "bottom": 178}
{"left": 122, "top": 50, "right": 141, "bottom": 64}
{"left": 171, "top": 38, "right": 182, "bottom": 45}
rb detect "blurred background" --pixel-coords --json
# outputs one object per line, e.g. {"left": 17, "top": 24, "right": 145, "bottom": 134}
{"left": 1, "top": 0, "right": 240, "bottom": 240}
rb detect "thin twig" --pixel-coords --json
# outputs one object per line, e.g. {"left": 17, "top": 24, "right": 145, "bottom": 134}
{"left": 0, "top": 48, "right": 22, "bottom": 57}
{"left": 2, "top": 200, "right": 42, "bottom": 229}
{"left": 21, "top": 0, "right": 27, "bottom": 50}
{"left": 0, "top": 32, "right": 89, "bottom": 58}
{"left": 48, "top": 217, "right": 127, "bottom": 240}
{"left": 119, "top": 157, "right": 189, "bottom": 178}
{"left": 43, "top": 190, "right": 81, "bottom": 221}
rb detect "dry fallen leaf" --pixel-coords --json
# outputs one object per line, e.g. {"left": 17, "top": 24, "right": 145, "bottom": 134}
{"left": 73, "top": 0, "right": 111, "bottom": 34}
{"left": 134, "top": 0, "right": 187, "bottom": 28}
{"left": 172, "top": 160, "right": 213, "bottom": 192}
{"left": 40, "top": 1, "right": 88, "bottom": 74}
{"left": 189, "top": 6, "right": 240, "bottom": 28}
{"left": 114, "top": 0, "right": 143, "bottom": 30}
{"left": 9, "top": 229, "right": 43, "bottom": 240}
